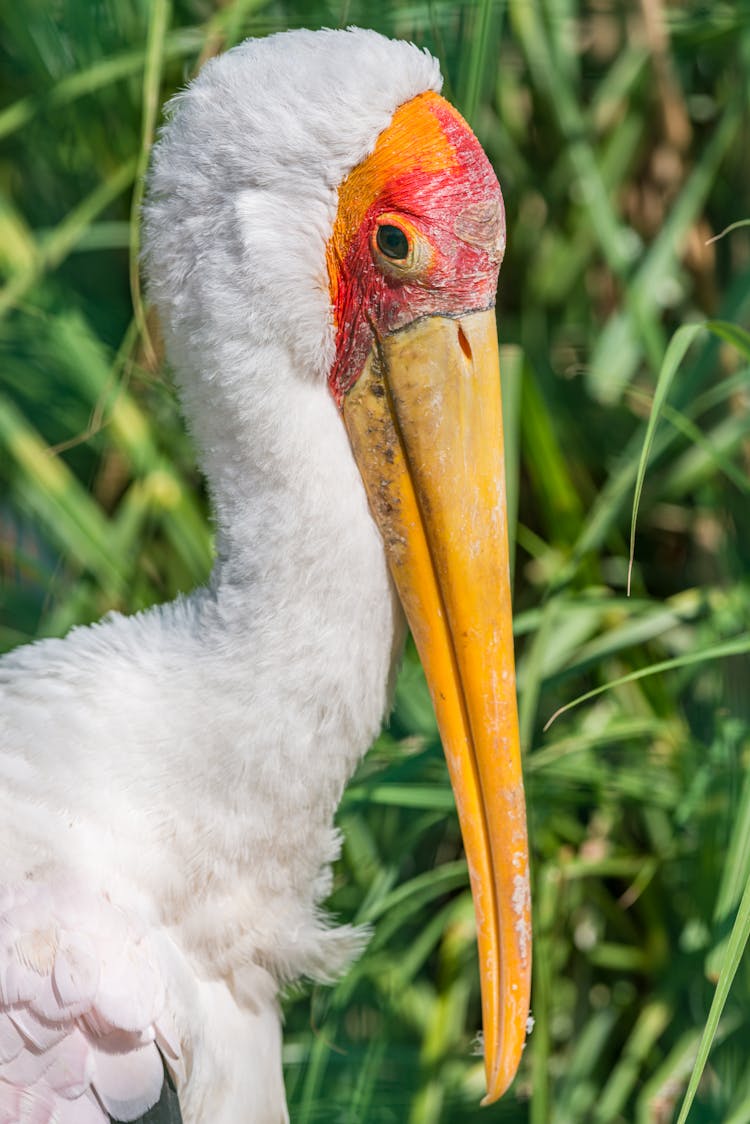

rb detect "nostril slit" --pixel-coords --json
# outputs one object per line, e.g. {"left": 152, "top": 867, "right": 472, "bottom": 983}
{"left": 457, "top": 324, "right": 472, "bottom": 361}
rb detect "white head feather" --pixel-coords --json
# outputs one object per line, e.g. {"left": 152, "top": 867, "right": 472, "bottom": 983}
{"left": 144, "top": 28, "right": 441, "bottom": 455}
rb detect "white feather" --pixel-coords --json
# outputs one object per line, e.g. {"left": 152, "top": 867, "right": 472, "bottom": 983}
{"left": 0, "top": 26, "right": 443, "bottom": 1123}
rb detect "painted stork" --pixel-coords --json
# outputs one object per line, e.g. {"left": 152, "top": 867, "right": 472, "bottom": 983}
{"left": 0, "top": 27, "right": 531, "bottom": 1123}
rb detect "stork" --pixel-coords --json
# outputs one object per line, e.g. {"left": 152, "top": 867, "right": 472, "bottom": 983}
{"left": 0, "top": 27, "right": 531, "bottom": 1124}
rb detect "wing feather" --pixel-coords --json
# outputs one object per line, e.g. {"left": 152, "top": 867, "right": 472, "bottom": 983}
{"left": 0, "top": 882, "right": 184, "bottom": 1124}
{"left": 92, "top": 1042, "right": 165, "bottom": 1120}
{"left": 126, "top": 1068, "right": 184, "bottom": 1124}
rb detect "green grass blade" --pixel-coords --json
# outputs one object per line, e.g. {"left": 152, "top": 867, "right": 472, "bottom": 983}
{"left": 707, "top": 217, "right": 750, "bottom": 245}
{"left": 459, "top": 0, "right": 494, "bottom": 127}
{"left": 627, "top": 322, "right": 704, "bottom": 594}
{"left": 0, "top": 394, "right": 128, "bottom": 594}
{"left": 705, "top": 318, "right": 750, "bottom": 359}
{"left": 130, "top": 0, "right": 171, "bottom": 365}
{"left": 676, "top": 876, "right": 750, "bottom": 1124}
{"left": 628, "top": 317, "right": 750, "bottom": 592}
{"left": 0, "top": 160, "right": 137, "bottom": 318}
{"left": 0, "top": 32, "right": 201, "bottom": 143}
{"left": 544, "top": 635, "right": 750, "bottom": 731}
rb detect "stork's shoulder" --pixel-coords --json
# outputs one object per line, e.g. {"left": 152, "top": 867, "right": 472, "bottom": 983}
{"left": 0, "top": 596, "right": 196, "bottom": 689}
{"left": 0, "top": 595, "right": 211, "bottom": 742}
{"left": 0, "top": 598, "right": 215, "bottom": 862}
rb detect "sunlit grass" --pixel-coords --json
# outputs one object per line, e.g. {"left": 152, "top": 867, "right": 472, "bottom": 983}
{"left": 1, "top": 2, "right": 749, "bottom": 1121}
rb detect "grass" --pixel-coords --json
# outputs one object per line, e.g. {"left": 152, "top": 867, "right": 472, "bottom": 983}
{"left": 1, "top": 1, "right": 749, "bottom": 1121}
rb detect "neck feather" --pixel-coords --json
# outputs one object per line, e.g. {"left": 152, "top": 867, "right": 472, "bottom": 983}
{"left": 175, "top": 333, "right": 402, "bottom": 799}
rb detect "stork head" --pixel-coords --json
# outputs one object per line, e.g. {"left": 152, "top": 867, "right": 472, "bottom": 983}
{"left": 144, "top": 28, "right": 530, "bottom": 1103}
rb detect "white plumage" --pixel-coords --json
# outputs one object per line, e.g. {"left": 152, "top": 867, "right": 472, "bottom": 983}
{"left": 0, "top": 28, "right": 446, "bottom": 1124}
{"left": 0, "top": 22, "right": 535, "bottom": 1121}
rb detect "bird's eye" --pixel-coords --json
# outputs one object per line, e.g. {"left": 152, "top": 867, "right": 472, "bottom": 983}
{"left": 371, "top": 214, "right": 432, "bottom": 280}
{"left": 376, "top": 224, "right": 410, "bottom": 261}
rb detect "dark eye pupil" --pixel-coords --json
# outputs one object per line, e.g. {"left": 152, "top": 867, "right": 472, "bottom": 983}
{"left": 376, "top": 224, "right": 409, "bottom": 260}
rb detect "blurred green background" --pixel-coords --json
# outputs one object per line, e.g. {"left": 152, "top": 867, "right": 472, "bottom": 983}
{"left": 1, "top": 1, "right": 749, "bottom": 1121}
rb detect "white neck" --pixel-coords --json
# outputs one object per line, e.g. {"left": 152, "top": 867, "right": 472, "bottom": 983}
{"left": 174, "top": 323, "right": 399, "bottom": 659}
{"left": 148, "top": 336, "right": 402, "bottom": 979}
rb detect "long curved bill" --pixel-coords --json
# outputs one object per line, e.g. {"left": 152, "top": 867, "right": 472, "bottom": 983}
{"left": 343, "top": 309, "right": 531, "bottom": 1103}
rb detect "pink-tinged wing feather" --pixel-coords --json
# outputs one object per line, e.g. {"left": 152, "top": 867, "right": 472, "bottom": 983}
{"left": 0, "top": 1082, "right": 20, "bottom": 1123}
{"left": 0, "top": 1016, "right": 24, "bottom": 1064}
{"left": 0, "top": 882, "right": 183, "bottom": 1123}
{"left": 56, "top": 1091, "right": 113, "bottom": 1124}
{"left": 53, "top": 931, "right": 100, "bottom": 1010}
{"left": 9, "top": 1008, "right": 67, "bottom": 1052}
{"left": 91, "top": 1043, "right": 165, "bottom": 1121}
{"left": 15, "top": 1088, "right": 57, "bottom": 1124}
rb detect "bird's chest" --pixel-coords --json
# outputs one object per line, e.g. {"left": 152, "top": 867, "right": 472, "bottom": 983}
{"left": 153, "top": 521, "right": 403, "bottom": 985}
{"left": 164, "top": 802, "right": 362, "bottom": 989}
{"left": 157, "top": 678, "right": 390, "bottom": 986}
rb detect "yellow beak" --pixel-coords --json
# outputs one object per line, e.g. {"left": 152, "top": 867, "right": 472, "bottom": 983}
{"left": 343, "top": 308, "right": 531, "bottom": 1103}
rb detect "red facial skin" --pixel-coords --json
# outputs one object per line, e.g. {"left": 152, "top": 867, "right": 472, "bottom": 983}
{"left": 328, "top": 101, "right": 506, "bottom": 405}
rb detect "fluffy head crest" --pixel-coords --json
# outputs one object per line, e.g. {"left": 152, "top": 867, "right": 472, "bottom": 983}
{"left": 143, "top": 29, "right": 442, "bottom": 384}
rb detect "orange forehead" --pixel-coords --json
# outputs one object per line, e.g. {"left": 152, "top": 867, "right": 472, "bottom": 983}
{"left": 326, "top": 91, "right": 463, "bottom": 300}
